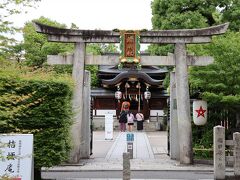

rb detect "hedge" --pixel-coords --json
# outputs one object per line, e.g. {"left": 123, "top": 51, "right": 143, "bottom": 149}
{"left": 0, "top": 61, "right": 74, "bottom": 169}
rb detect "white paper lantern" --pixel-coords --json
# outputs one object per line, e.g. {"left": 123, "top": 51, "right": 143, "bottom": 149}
{"left": 144, "top": 91, "right": 151, "bottom": 100}
{"left": 193, "top": 100, "right": 207, "bottom": 125}
{"left": 115, "top": 91, "right": 122, "bottom": 100}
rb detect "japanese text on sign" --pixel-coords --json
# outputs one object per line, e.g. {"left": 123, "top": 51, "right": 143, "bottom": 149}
{"left": 126, "top": 133, "right": 134, "bottom": 142}
{"left": 0, "top": 134, "right": 33, "bottom": 180}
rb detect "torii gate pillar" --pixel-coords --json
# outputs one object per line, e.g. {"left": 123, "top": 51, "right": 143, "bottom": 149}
{"left": 70, "top": 42, "right": 85, "bottom": 163}
{"left": 175, "top": 43, "right": 193, "bottom": 164}
{"left": 170, "top": 71, "right": 179, "bottom": 160}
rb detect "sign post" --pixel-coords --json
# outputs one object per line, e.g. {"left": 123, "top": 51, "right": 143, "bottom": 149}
{"left": 105, "top": 113, "right": 114, "bottom": 140}
{"left": 0, "top": 134, "right": 33, "bottom": 180}
{"left": 126, "top": 133, "right": 134, "bottom": 159}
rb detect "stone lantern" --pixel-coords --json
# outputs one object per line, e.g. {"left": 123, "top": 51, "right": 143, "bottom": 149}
{"left": 193, "top": 100, "right": 207, "bottom": 125}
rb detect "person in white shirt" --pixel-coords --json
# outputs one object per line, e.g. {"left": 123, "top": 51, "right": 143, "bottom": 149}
{"left": 127, "top": 112, "right": 135, "bottom": 132}
{"left": 135, "top": 112, "right": 144, "bottom": 131}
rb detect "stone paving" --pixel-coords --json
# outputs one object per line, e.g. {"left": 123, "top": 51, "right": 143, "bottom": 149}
{"left": 41, "top": 131, "right": 234, "bottom": 179}
{"left": 106, "top": 132, "right": 154, "bottom": 160}
{"left": 43, "top": 131, "right": 216, "bottom": 171}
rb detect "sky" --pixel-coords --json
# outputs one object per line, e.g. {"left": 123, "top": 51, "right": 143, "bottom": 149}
{"left": 12, "top": 0, "right": 153, "bottom": 31}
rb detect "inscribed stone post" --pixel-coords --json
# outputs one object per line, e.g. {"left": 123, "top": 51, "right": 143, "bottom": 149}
{"left": 69, "top": 42, "right": 86, "bottom": 163}
{"left": 233, "top": 132, "right": 240, "bottom": 176}
{"left": 123, "top": 152, "right": 131, "bottom": 180}
{"left": 175, "top": 43, "right": 193, "bottom": 164}
{"left": 170, "top": 71, "right": 179, "bottom": 160}
{"left": 214, "top": 126, "right": 225, "bottom": 179}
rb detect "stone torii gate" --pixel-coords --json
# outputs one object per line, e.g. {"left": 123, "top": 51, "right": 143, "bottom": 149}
{"left": 34, "top": 22, "right": 228, "bottom": 164}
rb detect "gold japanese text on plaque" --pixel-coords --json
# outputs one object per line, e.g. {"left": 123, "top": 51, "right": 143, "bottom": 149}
{"left": 124, "top": 33, "right": 136, "bottom": 58}
{"left": 119, "top": 31, "right": 140, "bottom": 68}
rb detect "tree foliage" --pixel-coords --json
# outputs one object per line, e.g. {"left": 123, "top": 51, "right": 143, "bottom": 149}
{"left": 189, "top": 33, "right": 240, "bottom": 147}
{"left": 23, "top": 17, "right": 118, "bottom": 87}
{"left": 23, "top": 16, "right": 74, "bottom": 67}
{"left": 151, "top": 0, "right": 239, "bottom": 30}
{"left": 0, "top": 60, "right": 73, "bottom": 169}
{"left": 150, "top": 0, "right": 240, "bottom": 153}
{"left": 221, "top": 0, "right": 240, "bottom": 31}
{"left": 149, "top": 0, "right": 240, "bottom": 55}
{"left": 0, "top": 0, "right": 40, "bottom": 59}
{"left": 0, "top": 0, "right": 40, "bottom": 33}
{"left": 189, "top": 32, "right": 240, "bottom": 108}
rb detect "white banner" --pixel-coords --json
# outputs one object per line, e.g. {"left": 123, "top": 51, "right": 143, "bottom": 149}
{"left": 96, "top": 110, "right": 116, "bottom": 116}
{"left": 0, "top": 134, "right": 33, "bottom": 180}
{"left": 105, "top": 113, "right": 113, "bottom": 140}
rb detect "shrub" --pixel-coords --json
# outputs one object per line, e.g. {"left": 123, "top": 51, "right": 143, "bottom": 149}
{"left": 0, "top": 62, "right": 73, "bottom": 169}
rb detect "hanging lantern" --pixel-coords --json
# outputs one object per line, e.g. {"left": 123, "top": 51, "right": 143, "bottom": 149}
{"left": 125, "top": 82, "right": 130, "bottom": 97}
{"left": 144, "top": 91, "right": 151, "bottom": 100}
{"left": 115, "top": 91, "right": 122, "bottom": 100}
{"left": 193, "top": 100, "right": 207, "bottom": 125}
{"left": 115, "top": 85, "right": 122, "bottom": 100}
{"left": 144, "top": 86, "right": 151, "bottom": 100}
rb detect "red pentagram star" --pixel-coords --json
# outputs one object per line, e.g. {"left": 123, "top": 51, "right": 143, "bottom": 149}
{"left": 195, "top": 106, "right": 206, "bottom": 118}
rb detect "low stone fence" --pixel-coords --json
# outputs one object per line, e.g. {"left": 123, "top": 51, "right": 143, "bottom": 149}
{"left": 214, "top": 126, "right": 240, "bottom": 179}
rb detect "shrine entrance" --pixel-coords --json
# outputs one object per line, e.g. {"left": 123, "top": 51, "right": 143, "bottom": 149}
{"left": 34, "top": 22, "right": 228, "bottom": 164}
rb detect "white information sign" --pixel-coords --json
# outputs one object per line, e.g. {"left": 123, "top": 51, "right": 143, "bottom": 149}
{"left": 0, "top": 134, "right": 33, "bottom": 180}
{"left": 105, "top": 113, "right": 113, "bottom": 140}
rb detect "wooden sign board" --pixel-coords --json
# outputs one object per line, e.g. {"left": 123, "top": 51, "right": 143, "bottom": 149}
{"left": 119, "top": 31, "right": 141, "bottom": 68}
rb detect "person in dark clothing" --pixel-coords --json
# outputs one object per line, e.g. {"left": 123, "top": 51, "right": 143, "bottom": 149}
{"left": 119, "top": 101, "right": 130, "bottom": 132}
{"left": 119, "top": 110, "right": 127, "bottom": 132}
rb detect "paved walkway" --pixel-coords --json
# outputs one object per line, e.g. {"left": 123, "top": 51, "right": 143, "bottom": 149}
{"left": 91, "top": 131, "right": 168, "bottom": 160}
{"left": 106, "top": 132, "right": 154, "bottom": 160}
{"left": 41, "top": 131, "right": 234, "bottom": 179}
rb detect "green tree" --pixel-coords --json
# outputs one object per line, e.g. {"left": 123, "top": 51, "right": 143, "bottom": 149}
{"left": 23, "top": 16, "right": 73, "bottom": 67}
{"left": 150, "top": 0, "right": 240, "bottom": 154}
{"left": 149, "top": 0, "right": 240, "bottom": 55}
{"left": 189, "top": 31, "right": 240, "bottom": 116}
{"left": 7, "top": 42, "right": 24, "bottom": 63}
{"left": 221, "top": 0, "right": 240, "bottom": 31}
{"left": 23, "top": 17, "right": 118, "bottom": 87}
{"left": 151, "top": 0, "right": 239, "bottom": 30}
{"left": 86, "top": 43, "right": 118, "bottom": 87}
{"left": 0, "top": 0, "right": 40, "bottom": 59}
{"left": 189, "top": 32, "right": 240, "bottom": 149}
{"left": 150, "top": 0, "right": 213, "bottom": 55}
{"left": 0, "top": 0, "right": 40, "bottom": 34}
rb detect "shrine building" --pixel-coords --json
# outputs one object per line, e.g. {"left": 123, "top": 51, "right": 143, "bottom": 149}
{"left": 91, "top": 64, "right": 168, "bottom": 121}
{"left": 91, "top": 31, "right": 168, "bottom": 129}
